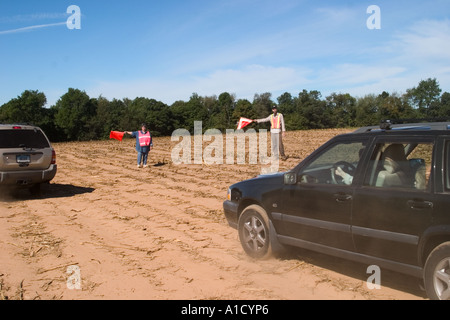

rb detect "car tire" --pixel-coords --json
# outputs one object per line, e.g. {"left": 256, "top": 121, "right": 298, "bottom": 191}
{"left": 424, "top": 242, "right": 450, "bottom": 300}
{"left": 238, "top": 205, "right": 273, "bottom": 259}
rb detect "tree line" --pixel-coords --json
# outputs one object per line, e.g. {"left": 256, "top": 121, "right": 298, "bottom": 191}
{"left": 0, "top": 78, "right": 449, "bottom": 142}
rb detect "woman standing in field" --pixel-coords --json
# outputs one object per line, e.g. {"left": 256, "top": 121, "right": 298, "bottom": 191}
{"left": 124, "top": 123, "right": 153, "bottom": 168}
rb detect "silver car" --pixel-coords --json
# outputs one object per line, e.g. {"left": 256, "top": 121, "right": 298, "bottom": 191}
{"left": 0, "top": 124, "right": 57, "bottom": 194}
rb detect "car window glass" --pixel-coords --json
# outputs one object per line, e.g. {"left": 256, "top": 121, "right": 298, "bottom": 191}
{"left": 365, "top": 142, "right": 433, "bottom": 191}
{"left": 0, "top": 129, "right": 49, "bottom": 149}
{"left": 298, "top": 141, "right": 366, "bottom": 185}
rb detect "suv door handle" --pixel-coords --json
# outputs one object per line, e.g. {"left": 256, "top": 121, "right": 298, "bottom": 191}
{"left": 407, "top": 200, "right": 433, "bottom": 210}
{"left": 334, "top": 193, "right": 353, "bottom": 202}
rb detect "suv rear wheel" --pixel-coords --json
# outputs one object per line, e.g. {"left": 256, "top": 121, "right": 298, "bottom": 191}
{"left": 238, "top": 205, "right": 273, "bottom": 259}
{"left": 424, "top": 242, "right": 450, "bottom": 300}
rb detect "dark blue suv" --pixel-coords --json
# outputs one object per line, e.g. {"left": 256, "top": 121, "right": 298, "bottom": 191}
{"left": 223, "top": 121, "right": 450, "bottom": 300}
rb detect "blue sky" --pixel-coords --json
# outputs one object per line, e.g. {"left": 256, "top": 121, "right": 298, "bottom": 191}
{"left": 0, "top": 0, "right": 449, "bottom": 107}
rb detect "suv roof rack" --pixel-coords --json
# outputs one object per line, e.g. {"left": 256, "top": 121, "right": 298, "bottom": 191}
{"left": 354, "top": 119, "right": 450, "bottom": 133}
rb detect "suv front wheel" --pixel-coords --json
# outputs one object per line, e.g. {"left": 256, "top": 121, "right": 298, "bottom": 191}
{"left": 424, "top": 242, "right": 450, "bottom": 300}
{"left": 238, "top": 205, "right": 273, "bottom": 259}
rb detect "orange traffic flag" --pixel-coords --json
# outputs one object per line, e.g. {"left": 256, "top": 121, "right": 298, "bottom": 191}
{"left": 237, "top": 118, "right": 253, "bottom": 130}
{"left": 110, "top": 131, "right": 125, "bottom": 141}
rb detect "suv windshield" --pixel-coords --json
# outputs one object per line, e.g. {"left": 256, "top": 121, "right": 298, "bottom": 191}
{"left": 0, "top": 129, "right": 50, "bottom": 149}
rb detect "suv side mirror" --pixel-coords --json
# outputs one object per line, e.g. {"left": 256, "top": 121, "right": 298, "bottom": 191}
{"left": 284, "top": 172, "right": 297, "bottom": 185}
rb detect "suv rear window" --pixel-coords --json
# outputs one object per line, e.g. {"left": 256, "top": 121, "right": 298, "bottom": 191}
{"left": 0, "top": 129, "right": 50, "bottom": 149}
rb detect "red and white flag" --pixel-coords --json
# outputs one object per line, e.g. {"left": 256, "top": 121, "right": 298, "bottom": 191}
{"left": 110, "top": 131, "right": 125, "bottom": 141}
{"left": 237, "top": 118, "right": 253, "bottom": 130}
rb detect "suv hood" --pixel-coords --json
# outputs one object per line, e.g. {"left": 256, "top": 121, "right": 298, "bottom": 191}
{"left": 233, "top": 171, "right": 286, "bottom": 187}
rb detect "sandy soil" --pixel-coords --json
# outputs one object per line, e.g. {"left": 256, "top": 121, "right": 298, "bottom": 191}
{"left": 0, "top": 129, "right": 426, "bottom": 300}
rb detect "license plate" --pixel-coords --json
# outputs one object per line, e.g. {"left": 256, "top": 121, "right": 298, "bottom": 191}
{"left": 16, "top": 154, "right": 31, "bottom": 164}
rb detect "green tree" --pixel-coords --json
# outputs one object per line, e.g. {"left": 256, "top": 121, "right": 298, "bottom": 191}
{"left": 253, "top": 93, "right": 274, "bottom": 119}
{"left": 170, "top": 100, "right": 189, "bottom": 130}
{"left": 52, "top": 88, "right": 96, "bottom": 141}
{"left": 378, "top": 91, "right": 415, "bottom": 121}
{"left": 208, "top": 92, "right": 235, "bottom": 130}
{"left": 171, "top": 93, "right": 208, "bottom": 133}
{"left": 435, "top": 92, "right": 450, "bottom": 118}
{"left": 86, "top": 96, "right": 128, "bottom": 140}
{"left": 295, "top": 90, "right": 327, "bottom": 129}
{"left": 0, "top": 90, "right": 47, "bottom": 125}
{"left": 143, "top": 98, "right": 173, "bottom": 137}
{"left": 106, "top": 98, "right": 127, "bottom": 133}
{"left": 202, "top": 95, "right": 218, "bottom": 128}
{"left": 277, "top": 92, "right": 295, "bottom": 115}
{"left": 285, "top": 112, "right": 308, "bottom": 131}
{"left": 355, "top": 94, "right": 379, "bottom": 127}
{"left": 326, "top": 93, "right": 357, "bottom": 128}
{"left": 118, "top": 97, "right": 172, "bottom": 136}
{"left": 117, "top": 98, "right": 134, "bottom": 131}
{"left": 405, "top": 78, "right": 442, "bottom": 117}
{"left": 0, "top": 90, "right": 60, "bottom": 141}
{"left": 427, "top": 91, "right": 450, "bottom": 119}
{"left": 232, "top": 99, "right": 254, "bottom": 126}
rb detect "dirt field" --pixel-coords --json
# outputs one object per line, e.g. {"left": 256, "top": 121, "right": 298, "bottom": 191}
{"left": 0, "top": 129, "right": 427, "bottom": 300}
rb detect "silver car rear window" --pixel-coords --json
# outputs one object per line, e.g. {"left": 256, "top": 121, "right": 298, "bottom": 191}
{"left": 0, "top": 129, "right": 50, "bottom": 149}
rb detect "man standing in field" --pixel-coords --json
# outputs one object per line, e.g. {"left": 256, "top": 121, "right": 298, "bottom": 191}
{"left": 254, "top": 105, "right": 287, "bottom": 161}
{"left": 125, "top": 123, "right": 153, "bottom": 168}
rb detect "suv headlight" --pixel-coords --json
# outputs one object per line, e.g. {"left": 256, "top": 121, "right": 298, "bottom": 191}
{"left": 227, "top": 188, "right": 231, "bottom": 201}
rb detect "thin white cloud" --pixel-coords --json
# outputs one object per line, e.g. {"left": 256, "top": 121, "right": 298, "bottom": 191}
{"left": 306, "top": 18, "right": 450, "bottom": 96}
{"left": 88, "top": 65, "right": 310, "bottom": 105}
{"left": 0, "top": 21, "right": 66, "bottom": 35}
{"left": 0, "top": 13, "right": 67, "bottom": 23}
{"left": 54, "top": 18, "right": 450, "bottom": 107}
{"left": 316, "top": 64, "right": 406, "bottom": 87}
{"left": 393, "top": 19, "right": 450, "bottom": 63}
{"left": 314, "top": 6, "right": 359, "bottom": 25}
{"left": 193, "top": 65, "right": 304, "bottom": 96}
